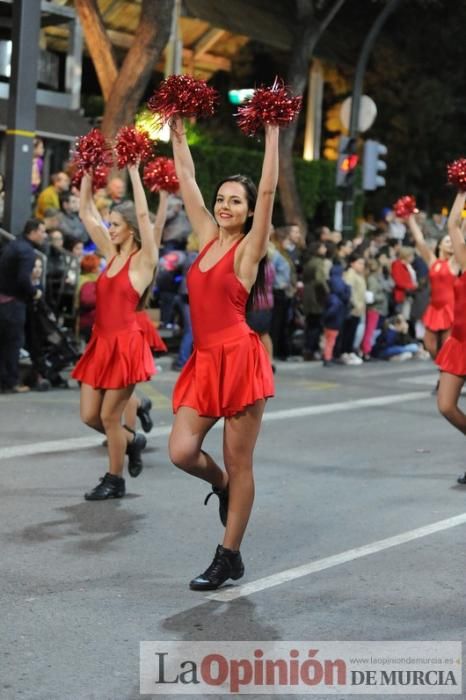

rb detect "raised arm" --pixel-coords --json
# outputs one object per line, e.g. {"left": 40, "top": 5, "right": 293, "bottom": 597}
{"left": 448, "top": 191, "right": 466, "bottom": 270}
{"left": 407, "top": 213, "right": 435, "bottom": 267}
{"left": 170, "top": 115, "right": 217, "bottom": 246}
{"left": 153, "top": 190, "right": 168, "bottom": 249}
{"left": 244, "top": 124, "right": 279, "bottom": 262}
{"left": 128, "top": 164, "right": 157, "bottom": 269}
{"left": 79, "top": 173, "right": 114, "bottom": 260}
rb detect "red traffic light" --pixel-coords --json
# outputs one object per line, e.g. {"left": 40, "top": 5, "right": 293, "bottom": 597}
{"left": 340, "top": 154, "right": 359, "bottom": 172}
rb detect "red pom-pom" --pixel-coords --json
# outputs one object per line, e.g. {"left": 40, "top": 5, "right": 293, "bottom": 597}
{"left": 236, "top": 77, "right": 302, "bottom": 136}
{"left": 393, "top": 195, "right": 417, "bottom": 219}
{"left": 114, "top": 126, "right": 154, "bottom": 169}
{"left": 72, "top": 164, "right": 110, "bottom": 192}
{"left": 143, "top": 157, "right": 179, "bottom": 193}
{"left": 72, "top": 128, "right": 113, "bottom": 172}
{"left": 147, "top": 74, "right": 219, "bottom": 123}
{"left": 447, "top": 158, "right": 466, "bottom": 191}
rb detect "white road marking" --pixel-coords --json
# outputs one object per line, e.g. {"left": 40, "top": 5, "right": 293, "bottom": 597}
{"left": 207, "top": 511, "right": 466, "bottom": 602}
{"left": 398, "top": 374, "right": 439, "bottom": 386}
{"left": 0, "top": 391, "right": 428, "bottom": 460}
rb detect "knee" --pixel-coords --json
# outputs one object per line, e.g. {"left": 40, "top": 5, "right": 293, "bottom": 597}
{"left": 80, "top": 407, "right": 101, "bottom": 431}
{"left": 100, "top": 409, "right": 119, "bottom": 433}
{"left": 224, "top": 453, "right": 253, "bottom": 478}
{"left": 437, "top": 395, "right": 454, "bottom": 420}
{"left": 168, "top": 438, "right": 196, "bottom": 471}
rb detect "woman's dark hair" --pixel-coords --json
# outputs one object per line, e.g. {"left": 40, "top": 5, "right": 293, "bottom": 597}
{"left": 308, "top": 241, "right": 326, "bottom": 257}
{"left": 211, "top": 174, "right": 267, "bottom": 311}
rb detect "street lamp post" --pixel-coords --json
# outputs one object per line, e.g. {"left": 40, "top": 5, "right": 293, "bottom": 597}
{"left": 3, "top": 0, "right": 41, "bottom": 236}
{"left": 342, "top": 0, "right": 402, "bottom": 237}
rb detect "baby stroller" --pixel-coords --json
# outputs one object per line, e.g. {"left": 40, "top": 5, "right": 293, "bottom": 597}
{"left": 24, "top": 297, "right": 81, "bottom": 389}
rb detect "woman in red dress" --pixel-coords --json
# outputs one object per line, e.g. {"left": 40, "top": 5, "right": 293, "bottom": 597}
{"left": 72, "top": 165, "right": 159, "bottom": 500}
{"left": 122, "top": 190, "right": 169, "bottom": 436}
{"left": 436, "top": 190, "right": 466, "bottom": 484}
{"left": 406, "top": 212, "right": 457, "bottom": 359}
{"left": 168, "top": 114, "right": 278, "bottom": 590}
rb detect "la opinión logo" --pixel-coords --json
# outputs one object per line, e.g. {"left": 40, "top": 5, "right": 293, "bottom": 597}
{"left": 151, "top": 648, "right": 346, "bottom": 692}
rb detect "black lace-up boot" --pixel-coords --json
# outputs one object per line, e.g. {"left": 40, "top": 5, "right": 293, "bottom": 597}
{"left": 136, "top": 397, "right": 153, "bottom": 433}
{"left": 189, "top": 545, "right": 244, "bottom": 591}
{"left": 84, "top": 473, "right": 125, "bottom": 501}
{"left": 204, "top": 486, "right": 229, "bottom": 526}
{"left": 124, "top": 425, "right": 147, "bottom": 477}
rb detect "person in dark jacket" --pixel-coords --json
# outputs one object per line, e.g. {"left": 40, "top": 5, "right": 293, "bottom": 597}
{"left": 302, "top": 241, "right": 328, "bottom": 360}
{"left": 321, "top": 261, "right": 351, "bottom": 367}
{"left": 0, "top": 218, "right": 47, "bottom": 392}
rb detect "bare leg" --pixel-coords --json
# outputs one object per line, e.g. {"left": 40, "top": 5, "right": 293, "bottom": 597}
{"left": 222, "top": 399, "right": 266, "bottom": 551}
{"left": 423, "top": 328, "right": 440, "bottom": 360}
{"left": 100, "top": 385, "right": 135, "bottom": 476}
{"left": 437, "top": 372, "right": 466, "bottom": 434}
{"left": 123, "top": 392, "right": 139, "bottom": 432}
{"left": 169, "top": 406, "right": 226, "bottom": 489}
{"left": 79, "top": 382, "right": 105, "bottom": 433}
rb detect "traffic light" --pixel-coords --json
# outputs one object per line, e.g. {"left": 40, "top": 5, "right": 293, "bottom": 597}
{"left": 336, "top": 136, "right": 359, "bottom": 188}
{"left": 228, "top": 89, "right": 255, "bottom": 105}
{"left": 362, "top": 139, "right": 388, "bottom": 190}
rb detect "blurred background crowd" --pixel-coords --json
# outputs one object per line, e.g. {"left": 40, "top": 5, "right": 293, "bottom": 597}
{"left": 0, "top": 138, "right": 447, "bottom": 393}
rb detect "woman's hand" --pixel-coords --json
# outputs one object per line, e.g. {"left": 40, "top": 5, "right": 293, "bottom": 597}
{"left": 127, "top": 160, "right": 141, "bottom": 175}
{"left": 169, "top": 115, "right": 186, "bottom": 144}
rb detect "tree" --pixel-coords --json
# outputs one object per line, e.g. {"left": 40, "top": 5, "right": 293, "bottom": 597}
{"left": 279, "top": 0, "right": 346, "bottom": 234}
{"left": 75, "top": 0, "right": 172, "bottom": 139}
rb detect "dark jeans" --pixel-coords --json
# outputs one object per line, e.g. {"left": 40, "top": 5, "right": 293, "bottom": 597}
{"left": 159, "top": 291, "right": 179, "bottom": 326}
{"left": 0, "top": 299, "right": 26, "bottom": 390}
{"left": 271, "top": 289, "right": 291, "bottom": 359}
{"left": 334, "top": 315, "right": 360, "bottom": 358}
{"left": 304, "top": 313, "right": 323, "bottom": 354}
{"left": 176, "top": 302, "right": 193, "bottom": 368}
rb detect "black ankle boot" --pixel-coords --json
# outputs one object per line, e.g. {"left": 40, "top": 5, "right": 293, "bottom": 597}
{"left": 84, "top": 472, "right": 125, "bottom": 501}
{"left": 204, "top": 485, "right": 229, "bottom": 526}
{"left": 136, "top": 398, "right": 153, "bottom": 433}
{"left": 189, "top": 545, "right": 244, "bottom": 591}
{"left": 125, "top": 427, "right": 147, "bottom": 478}
{"left": 457, "top": 472, "right": 466, "bottom": 485}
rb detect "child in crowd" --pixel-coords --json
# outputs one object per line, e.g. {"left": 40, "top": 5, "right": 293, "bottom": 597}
{"left": 372, "top": 314, "right": 428, "bottom": 361}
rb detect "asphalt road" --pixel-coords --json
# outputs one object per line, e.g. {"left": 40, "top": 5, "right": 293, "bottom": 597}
{"left": 1, "top": 357, "right": 465, "bottom": 700}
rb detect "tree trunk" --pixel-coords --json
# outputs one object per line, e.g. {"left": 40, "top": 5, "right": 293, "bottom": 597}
{"left": 278, "top": 0, "right": 346, "bottom": 236}
{"left": 74, "top": 0, "right": 118, "bottom": 101}
{"left": 279, "top": 20, "right": 319, "bottom": 233}
{"left": 100, "top": 0, "right": 172, "bottom": 140}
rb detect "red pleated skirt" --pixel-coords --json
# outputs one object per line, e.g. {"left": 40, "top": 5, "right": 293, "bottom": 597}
{"left": 72, "top": 326, "right": 155, "bottom": 389}
{"left": 136, "top": 311, "right": 168, "bottom": 352}
{"left": 422, "top": 304, "right": 454, "bottom": 332}
{"left": 173, "top": 322, "right": 274, "bottom": 418}
{"left": 436, "top": 336, "right": 466, "bottom": 376}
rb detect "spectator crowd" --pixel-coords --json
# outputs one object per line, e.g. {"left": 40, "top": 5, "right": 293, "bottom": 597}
{"left": 1, "top": 140, "right": 447, "bottom": 393}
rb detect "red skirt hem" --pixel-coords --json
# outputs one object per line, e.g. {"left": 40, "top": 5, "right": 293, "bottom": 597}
{"left": 172, "top": 326, "right": 274, "bottom": 418}
{"left": 136, "top": 311, "right": 167, "bottom": 352}
{"left": 435, "top": 335, "right": 466, "bottom": 376}
{"left": 422, "top": 304, "right": 454, "bottom": 332}
{"left": 72, "top": 327, "right": 156, "bottom": 389}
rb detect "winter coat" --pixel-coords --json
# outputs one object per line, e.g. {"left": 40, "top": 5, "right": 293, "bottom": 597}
{"left": 302, "top": 256, "right": 329, "bottom": 315}
{"left": 391, "top": 259, "right": 417, "bottom": 303}
{"left": 322, "top": 263, "right": 351, "bottom": 330}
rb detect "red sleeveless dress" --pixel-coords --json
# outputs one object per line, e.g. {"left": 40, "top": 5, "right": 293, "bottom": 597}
{"left": 172, "top": 237, "right": 274, "bottom": 417}
{"left": 436, "top": 273, "right": 466, "bottom": 375}
{"left": 422, "top": 259, "right": 455, "bottom": 331}
{"left": 72, "top": 253, "right": 155, "bottom": 389}
{"left": 135, "top": 311, "right": 168, "bottom": 352}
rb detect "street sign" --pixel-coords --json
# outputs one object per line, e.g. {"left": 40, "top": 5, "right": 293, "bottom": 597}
{"left": 340, "top": 95, "right": 377, "bottom": 133}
